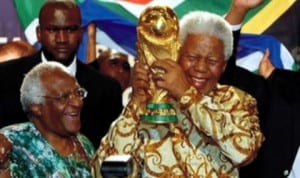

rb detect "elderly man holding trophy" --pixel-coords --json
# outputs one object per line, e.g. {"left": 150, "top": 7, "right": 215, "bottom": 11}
{"left": 92, "top": 1, "right": 264, "bottom": 177}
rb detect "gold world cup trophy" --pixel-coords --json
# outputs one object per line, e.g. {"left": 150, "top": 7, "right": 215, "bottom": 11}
{"left": 137, "top": 5, "right": 180, "bottom": 123}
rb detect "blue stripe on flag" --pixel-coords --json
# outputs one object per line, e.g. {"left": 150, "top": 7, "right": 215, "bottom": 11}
{"left": 78, "top": 0, "right": 137, "bottom": 61}
{"left": 238, "top": 34, "right": 284, "bottom": 68}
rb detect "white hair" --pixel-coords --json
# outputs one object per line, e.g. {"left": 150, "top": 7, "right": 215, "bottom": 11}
{"left": 20, "top": 61, "right": 70, "bottom": 113}
{"left": 179, "top": 11, "right": 233, "bottom": 61}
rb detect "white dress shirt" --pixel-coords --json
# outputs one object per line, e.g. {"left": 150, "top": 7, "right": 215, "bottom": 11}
{"left": 288, "top": 147, "right": 300, "bottom": 178}
{"left": 41, "top": 52, "right": 77, "bottom": 76}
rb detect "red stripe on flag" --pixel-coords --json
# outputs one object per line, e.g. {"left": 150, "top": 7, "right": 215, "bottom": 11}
{"left": 120, "top": 0, "right": 152, "bottom": 5}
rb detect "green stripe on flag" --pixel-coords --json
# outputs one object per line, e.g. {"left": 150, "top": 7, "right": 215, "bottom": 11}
{"left": 13, "top": 0, "right": 45, "bottom": 29}
{"left": 13, "top": 0, "right": 83, "bottom": 30}
{"left": 174, "top": 1, "right": 230, "bottom": 18}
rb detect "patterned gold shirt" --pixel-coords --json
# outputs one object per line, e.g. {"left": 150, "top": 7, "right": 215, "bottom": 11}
{"left": 92, "top": 84, "right": 264, "bottom": 178}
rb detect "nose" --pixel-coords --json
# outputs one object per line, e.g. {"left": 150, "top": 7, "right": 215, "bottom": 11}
{"left": 55, "top": 29, "right": 68, "bottom": 43}
{"left": 118, "top": 66, "right": 127, "bottom": 73}
{"left": 194, "top": 58, "right": 208, "bottom": 72}
{"left": 119, "top": 62, "right": 131, "bottom": 73}
{"left": 68, "top": 94, "right": 83, "bottom": 107}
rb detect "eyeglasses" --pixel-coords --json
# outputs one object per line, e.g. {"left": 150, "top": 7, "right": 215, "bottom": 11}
{"left": 37, "top": 87, "right": 88, "bottom": 103}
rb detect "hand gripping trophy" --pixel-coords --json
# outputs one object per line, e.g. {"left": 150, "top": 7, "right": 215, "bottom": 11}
{"left": 137, "top": 5, "right": 180, "bottom": 123}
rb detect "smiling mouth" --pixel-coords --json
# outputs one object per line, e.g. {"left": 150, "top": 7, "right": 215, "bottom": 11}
{"left": 191, "top": 77, "right": 207, "bottom": 83}
{"left": 64, "top": 112, "right": 80, "bottom": 119}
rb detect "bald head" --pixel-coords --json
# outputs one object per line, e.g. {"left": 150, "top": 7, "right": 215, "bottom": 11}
{"left": 39, "top": 0, "right": 81, "bottom": 26}
{"left": 0, "top": 41, "right": 37, "bottom": 63}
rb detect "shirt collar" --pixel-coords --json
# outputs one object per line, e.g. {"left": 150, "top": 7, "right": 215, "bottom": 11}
{"left": 41, "top": 52, "right": 77, "bottom": 76}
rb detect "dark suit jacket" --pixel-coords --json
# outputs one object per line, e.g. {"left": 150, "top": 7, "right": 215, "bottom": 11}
{"left": 256, "top": 69, "right": 300, "bottom": 178}
{"left": 0, "top": 51, "right": 123, "bottom": 148}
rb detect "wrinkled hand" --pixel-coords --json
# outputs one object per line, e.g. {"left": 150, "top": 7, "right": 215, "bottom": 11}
{"left": 259, "top": 49, "right": 275, "bottom": 79}
{"left": 131, "top": 61, "right": 151, "bottom": 105}
{"left": 0, "top": 134, "right": 12, "bottom": 164}
{"left": 151, "top": 59, "right": 190, "bottom": 100}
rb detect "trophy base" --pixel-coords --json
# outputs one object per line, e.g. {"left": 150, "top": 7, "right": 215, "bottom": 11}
{"left": 140, "top": 102, "right": 177, "bottom": 123}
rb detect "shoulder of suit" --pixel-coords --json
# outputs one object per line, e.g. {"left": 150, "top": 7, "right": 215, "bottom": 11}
{"left": 0, "top": 53, "right": 39, "bottom": 68}
{"left": 77, "top": 60, "right": 120, "bottom": 86}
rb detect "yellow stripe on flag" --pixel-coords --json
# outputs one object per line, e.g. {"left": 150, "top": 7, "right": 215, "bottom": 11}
{"left": 242, "top": 0, "right": 296, "bottom": 34}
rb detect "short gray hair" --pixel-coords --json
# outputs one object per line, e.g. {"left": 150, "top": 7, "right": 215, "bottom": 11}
{"left": 20, "top": 61, "right": 70, "bottom": 113}
{"left": 179, "top": 11, "right": 233, "bottom": 61}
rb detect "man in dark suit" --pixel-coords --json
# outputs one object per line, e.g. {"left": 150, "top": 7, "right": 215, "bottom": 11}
{"left": 256, "top": 53, "right": 300, "bottom": 178}
{"left": 0, "top": 0, "right": 123, "bottom": 148}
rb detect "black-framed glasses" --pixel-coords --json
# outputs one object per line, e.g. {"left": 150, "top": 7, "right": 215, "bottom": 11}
{"left": 37, "top": 87, "right": 88, "bottom": 103}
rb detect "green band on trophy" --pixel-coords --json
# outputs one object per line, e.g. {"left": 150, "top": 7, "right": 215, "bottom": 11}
{"left": 140, "top": 115, "right": 177, "bottom": 123}
{"left": 140, "top": 102, "right": 177, "bottom": 123}
{"left": 146, "top": 103, "right": 173, "bottom": 110}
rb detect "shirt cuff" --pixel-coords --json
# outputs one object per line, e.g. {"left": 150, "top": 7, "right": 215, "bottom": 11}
{"left": 231, "top": 24, "right": 242, "bottom": 31}
{"left": 222, "top": 14, "right": 242, "bottom": 31}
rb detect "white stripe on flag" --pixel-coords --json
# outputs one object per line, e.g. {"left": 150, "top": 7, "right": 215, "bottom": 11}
{"left": 96, "top": 29, "right": 131, "bottom": 56}
{"left": 24, "top": 18, "right": 39, "bottom": 45}
{"left": 280, "top": 43, "right": 295, "bottom": 69}
{"left": 98, "top": 0, "right": 184, "bottom": 18}
{"left": 237, "top": 43, "right": 295, "bottom": 72}
{"left": 237, "top": 51, "right": 263, "bottom": 72}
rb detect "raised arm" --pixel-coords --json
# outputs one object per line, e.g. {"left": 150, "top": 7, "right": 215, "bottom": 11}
{"left": 86, "top": 22, "right": 97, "bottom": 63}
{"left": 225, "top": 0, "right": 264, "bottom": 25}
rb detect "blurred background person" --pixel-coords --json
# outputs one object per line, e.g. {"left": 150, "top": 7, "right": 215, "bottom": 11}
{"left": 86, "top": 22, "right": 134, "bottom": 107}
{"left": 255, "top": 50, "right": 300, "bottom": 178}
{"left": 89, "top": 45, "right": 134, "bottom": 91}
{"left": 0, "top": 40, "right": 36, "bottom": 63}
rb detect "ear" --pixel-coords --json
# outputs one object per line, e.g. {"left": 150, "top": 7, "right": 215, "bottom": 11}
{"left": 29, "top": 104, "right": 42, "bottom": 118}
{"left": 222, "top": 62, "right": 227, "bottom": 73}
{"left": 78, "top": 26, "right": 84, "bottom": 41}
{"left": 36, "top": 26, "right": 41, "bottom": 42}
